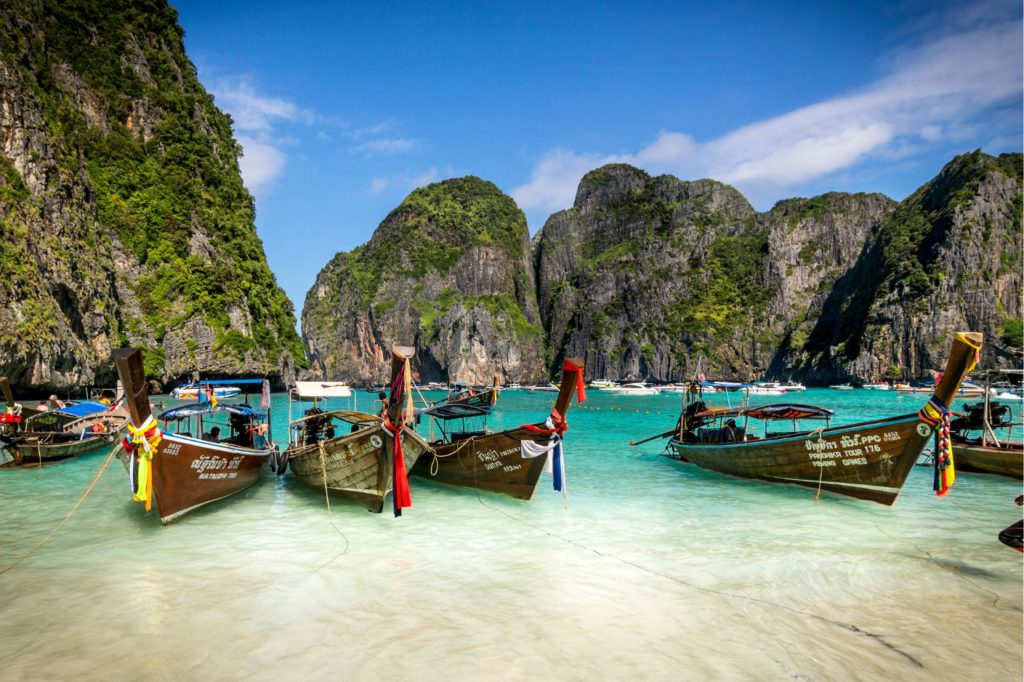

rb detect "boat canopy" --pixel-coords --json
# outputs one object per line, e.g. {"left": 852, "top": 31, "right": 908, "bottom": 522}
{"left": 291, "top": 381, "right": 352, "bottom": 398}
{"left": 742, "top": 404, "right": 833, "bottom": 421}
{"left": 54, "top": 401, "right": 110, "bottom": 418}
{"left": 303, "top": 410, "right": 381, "bottom": 426}
{"left": 176, "top": 379, "right": 264, "bottom": 387}
{"left": 159, "top": 403, "right": 266, "bottom": 421}
{"left": 419, "top": 403, "right": 489, "bottom": 421}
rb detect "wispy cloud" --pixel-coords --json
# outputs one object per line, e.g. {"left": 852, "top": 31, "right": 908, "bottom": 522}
{"left": 512, "top": 8, "right": 1022, "bottom": 221}
{"left": 367, "top": 166, "right": 458, "bottom": 196}
{"left": 351, "top": 137, "right": 419, "bottom": 156}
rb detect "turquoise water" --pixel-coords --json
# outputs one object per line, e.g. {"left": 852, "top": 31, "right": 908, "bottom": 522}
{"left": 0, "top": 388, "right": 1021, "bottom": 679}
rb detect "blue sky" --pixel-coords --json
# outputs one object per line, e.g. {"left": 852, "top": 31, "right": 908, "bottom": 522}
{"left": 171, "top": 0, "right": 1023, "bottom": 315}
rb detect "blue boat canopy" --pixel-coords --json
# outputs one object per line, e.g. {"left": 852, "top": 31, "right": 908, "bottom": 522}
{"left": 56, "top": 401, "right": 110, "bottom": 418}
{"left": 159, "top": 403, "right": 266, "bottom": 421}
{"left": 176, "top": 379, "right": 265, "bottom": 387}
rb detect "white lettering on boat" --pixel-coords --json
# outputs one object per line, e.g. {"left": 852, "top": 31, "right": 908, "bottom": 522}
{"left": 190, "top": 455, "right": 241, "bottom": 474}
{"left": 163, "top": 443, "right": 181, "bottom": 456}
{"left": 477, "top": 447, "right": 518, "bottom": 464}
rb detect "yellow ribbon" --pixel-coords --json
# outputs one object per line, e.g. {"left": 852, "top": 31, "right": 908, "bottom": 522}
{"left": 127, "top": 415, "right": 162, "bottom": 511}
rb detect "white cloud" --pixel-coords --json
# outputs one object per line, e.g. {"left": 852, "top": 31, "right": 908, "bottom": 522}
{"left": 236, "top": 135, "right": 287, "bottom": 193}
{"left": 367, "top": 166, "right": 458, "bottom": 196}
{"left": 512, "top": 11, "right": 1023, "bottom": 220}
{"left": 351, "top": 137, "right": 419, "bottom": 155}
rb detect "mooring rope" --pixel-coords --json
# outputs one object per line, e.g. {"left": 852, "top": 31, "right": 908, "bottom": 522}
{"left": 0, "top": 445, "right": 118, "bottom": 577}
{"left": 315, "top": 440, "right": 349, "bottom": 568}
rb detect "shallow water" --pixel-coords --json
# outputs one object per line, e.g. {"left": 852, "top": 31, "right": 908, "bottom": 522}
{"left": 1, "top": 389, "right": 1021, "bottom": 680}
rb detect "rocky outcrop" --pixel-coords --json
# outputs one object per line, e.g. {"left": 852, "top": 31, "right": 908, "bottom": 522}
{"left": 535, "top": 153, "right": 1021, "bottom": 383}
{"left": 799, "top": 151, "right": 1023, "bottom": 380}
{"left": 0, "top": 0, "right": 305, "bottom": 391}
{"left": 302, "top": 177, "right": 545, "bottom": 384}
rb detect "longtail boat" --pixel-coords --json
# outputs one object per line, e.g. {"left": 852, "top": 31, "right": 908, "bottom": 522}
{"left": 7, "top": 396, "right": 128, "bottom": 465}
{"left": 949, "top": 371, "right": 1024, "bottom": 479}
{"left": 286, "top": 346, "right": 429, "bottom": 515}
{"left": 113, "top": 348, "right": 281, "bottom": 524}
{"left": 411, "top": 358, "right": 586, "bottom": 500}
{"left": 443, "top": 378, "right": 499, "bottom": 412}
{"left": 0, "top": 376, "right": 40, "bottom": 456}
{"left": 656, "top": 332, "right": 982, "bottom": 505}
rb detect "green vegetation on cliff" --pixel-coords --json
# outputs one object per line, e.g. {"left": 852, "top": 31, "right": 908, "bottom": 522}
{"left": 0, "top": 0, "right": 305, "bottom": 376}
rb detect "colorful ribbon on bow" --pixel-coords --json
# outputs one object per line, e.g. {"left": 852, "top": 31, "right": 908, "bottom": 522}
{"left": 918, "top": 396, "right": 955, "bottom": 496}
{"left": 383, "top": 416, "right": 412, "bottom": 516}
{"left": 564, "top": 359, "right": 586, "bottom": 404}
{"left": 122, "top": 415, "right": 163, "bottom": 511}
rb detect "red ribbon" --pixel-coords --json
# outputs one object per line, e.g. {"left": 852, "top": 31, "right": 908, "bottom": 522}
{"left": 384, "top": 415, "right": 412, "bottom": 516}
{"left": 523, "top": 408, "right": 568, "bottom": 436}
{"left": 563, "top": 359, "right": 586, "bottom": 404}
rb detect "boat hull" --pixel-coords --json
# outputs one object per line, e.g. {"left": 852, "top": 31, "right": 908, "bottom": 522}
{"left": 13, "top": 433, "right": 118, "bottom": 463}
{"left": 118, "top": 433, "right": 271, "bottom": 524}
{"left": 287, "top": 424, "right": 430, "bottom": 512}
{"left": 412, "top": 426, "right": 551, "bottom": 500}
{"left": 952, "top": 441, "right": 1023, "bottom": 479}
{"left": 668, "top": 414, "right": 930, "bottom": 505}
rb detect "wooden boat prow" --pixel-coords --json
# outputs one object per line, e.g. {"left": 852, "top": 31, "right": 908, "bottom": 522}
{"left": 663, "top": 332, "right": 983, "bottom": 505}
{"left": 113, "top": 348, "right": 278, "bottom": 524}
{"left": 412, "top": 358, "right": 586, "bottom": 500}
{"left": 286, "top": 344, "right": 430, "bottom": 514}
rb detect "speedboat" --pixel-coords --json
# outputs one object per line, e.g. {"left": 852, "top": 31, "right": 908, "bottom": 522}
{"left": 605, "top": 383, "right": 660, "bottom": 396}
{"left": 171, "top": 383, "right": 242, "bottom": 400}
{"left": 829, "top": 383, "right": 854, "bottom": 390}
{"left": 780, "top": 381, "right": 806, "bottom": 392}
{"left": 862, "top": 382, "right": 891, "bottom": 390}
{"left": 588, "top": 379, "right": 615, "bottom": 389}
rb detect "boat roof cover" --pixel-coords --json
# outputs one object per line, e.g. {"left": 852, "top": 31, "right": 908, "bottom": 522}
{"left": 419, "top": 403, "right": 490, "bottom": 420}
{"left": 159, "top": 403, "right": 266, "bottom": 421}
{"left": 292, "top": 381, "right": 353, "bottom": 398}
{"left": 177, "top": 379, "right": 264, "bottom": 387}
{"left": 742, "top": 404, "right": 833, "bottom": 420}
{"left": 56, "top": 401, "right": 110, "bottom": 418}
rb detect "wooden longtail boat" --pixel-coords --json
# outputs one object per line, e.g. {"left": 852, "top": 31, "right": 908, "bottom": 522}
{"left": 113, "top": 348, "right": 280, "bottom": 524}
{"left": 8, "top": 399, "right": 128, "bottom": 465}
{"left": 949, "top": 373, "right": 1024, "bottom": 479}
{"left": 286, "top": 346, "right": 430, "bottom": 514}
{"left": 0, "top": 376, "right": 38, "bottom": 456}
{"left": 443, "top": 379, "right": 499, "bottom": 412}
{"left": 662, "top": 332, "right": 982, "bottom": 505}
{"left": 411, "top": 358, "right": 586, "bottom": 500}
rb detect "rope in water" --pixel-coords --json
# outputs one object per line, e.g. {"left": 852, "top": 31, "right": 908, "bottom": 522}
{"left": 0, "top": 445, "right": 118, "bottom": 577}
{"left": 315, "top": 440, "right": 349, "bottom": 565}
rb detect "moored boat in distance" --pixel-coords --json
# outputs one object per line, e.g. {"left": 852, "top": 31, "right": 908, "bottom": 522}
{"left": 170, "top": 383, "right": 242, "bottom": 400}
{"left": 412, "top": 359, "right": 586, "bottom": 500}
{"left": 948, "top": 370, "right": 1024, "bottom": 480}
{"left": 588, "top": 379, "right": 614, "bottom": 389}
{"left": 652, "top": 332, "right": 983, "bottom": 505}
{"left": 829, "top": 383, "right": 854, "bottom": 390}
{"left": 862, "top": 382, "right": 891, "bottom": 390}
{"left": 10, "top": 402, "right": 127, "bottom": 465}
{"left": 286, "top": 346, "right": 430, "bottom": 514}
{"left": 524, "top": 383, "right": 560, "bottom": 392}
{"left": 604, "top": 382, "right": 660, "bottom": 396}
{"left": 113, "top": 348, "right": 281, "bottom": 524}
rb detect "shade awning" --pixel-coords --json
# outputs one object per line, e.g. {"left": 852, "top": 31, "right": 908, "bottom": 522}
{"left": 291, "top": 381, "right": 353, "bottom": 398}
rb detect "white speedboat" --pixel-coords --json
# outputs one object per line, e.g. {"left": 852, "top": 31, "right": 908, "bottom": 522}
{"left": 746, "top": 386, "right": 786, "bottom": 396}
{"left": 604, "top": 383, "right": 660, "bottom": 396}
{"left": 588, "top": 379, "right": 615, "bottom": 389}
{"left": 659, "top": 384, "right": 690, "bottom": 394}
{"left": 862, "top": 383, "right": 891, "bottom": 390}
{"left": 780, "top": 381, "right": 806, "bottom": 392}
{"left": 171, "top": 384, "right": 242, "bottom": 400}
{"left": 524, "top": 384, "right": 560, "bottom": 392}
{"left": 829, "top": 383, "right": 854, "bottom": 390}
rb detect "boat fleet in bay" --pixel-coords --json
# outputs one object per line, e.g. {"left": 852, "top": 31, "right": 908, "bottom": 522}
{"left": 0, "top": 331, "right": 1020, "bottom": 549}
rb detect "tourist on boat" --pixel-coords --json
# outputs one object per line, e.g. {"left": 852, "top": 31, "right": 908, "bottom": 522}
{"left": 203, "top": 426, "right": 221, "bottom": 442}
{"left": 46, "top": 394, "right": 65, "bottom": 410}
{"left": 377, "top": 391, "right": 389, "bottom": 417}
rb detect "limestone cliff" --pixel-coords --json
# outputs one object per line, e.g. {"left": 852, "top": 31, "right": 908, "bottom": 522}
{"left": 799, "top": 151, "right": 1022, "bottom": 380}
{"left": 302, "top": 177, "right": 545, "bottom": 384}
{"left": 535, "top": 153, "right": 1021, "bottom": 383}
{"left": 0, "top": 0, "right": 305, "bottom": 391}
